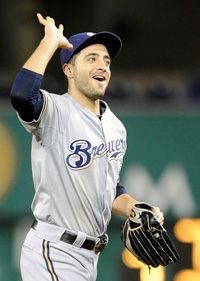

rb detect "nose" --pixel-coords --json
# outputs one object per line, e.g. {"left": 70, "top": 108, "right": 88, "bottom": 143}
{"left": 96, "top": 58, "right": 108, "bottom": 71}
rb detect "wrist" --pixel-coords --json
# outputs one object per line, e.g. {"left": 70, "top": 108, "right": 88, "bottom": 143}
{"left": 39, "top": 36, "right": 59, "bottom": 52}
{"left": 121, "top": 195, "right": 138, "bottom": 217}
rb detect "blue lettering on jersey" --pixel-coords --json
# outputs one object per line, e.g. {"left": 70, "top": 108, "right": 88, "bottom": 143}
{"left": 66, "top": 139, "right": 126, "bottom": 169}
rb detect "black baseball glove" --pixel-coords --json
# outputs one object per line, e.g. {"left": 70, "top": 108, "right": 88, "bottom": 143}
{"left": 121, "top": 203, "right": 179, "bottom": 268}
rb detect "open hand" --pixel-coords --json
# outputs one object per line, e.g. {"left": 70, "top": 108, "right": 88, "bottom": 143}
{"left": 37, "top": 13, "right": 73, "bottom": 50}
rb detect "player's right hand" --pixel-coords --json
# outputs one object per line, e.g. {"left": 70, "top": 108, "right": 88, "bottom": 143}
{"left": 37, "top": 13, "right": 73, "bottom": 50}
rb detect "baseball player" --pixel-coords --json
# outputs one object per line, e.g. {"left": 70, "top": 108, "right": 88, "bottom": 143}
{"left": 10, "top": 13, "right": 164, "bottom": 281}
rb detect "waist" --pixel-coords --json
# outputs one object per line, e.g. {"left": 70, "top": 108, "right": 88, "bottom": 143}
{"left": 32, "top": 220, "right": 108, "bottom": 254}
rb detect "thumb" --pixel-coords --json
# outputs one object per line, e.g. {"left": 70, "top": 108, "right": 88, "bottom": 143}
{"left": 61, "top": 38, "right": 73, "bottom": 50}
{"left": 58, "top": 24, "right": 73, "bottom": 50}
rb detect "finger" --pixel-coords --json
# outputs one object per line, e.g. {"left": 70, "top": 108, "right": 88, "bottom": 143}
{"left": 152, "top": 206, "right": 160, "bottom": 216}
{"left": 46, "top": 16, "right": 55, "bottom": 24}
{"left": 62, "top": 39, "right": 74, "bottom": 50}
{"left": 58, "top": 24, "right": 64, "bottom": 33}
{"left": 157, "top": 213, "right": 164, "bottom": 225}
{"left": 58, "top": 25, "right": 73, "bottom": 50}
{"left": 152, "top": 207, "right": 164, "bottom": 224}
{"left": 37, "top": 13, "right": 46, "bottom": 25}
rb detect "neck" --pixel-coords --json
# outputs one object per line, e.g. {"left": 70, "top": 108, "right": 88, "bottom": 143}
{"left": 68, "top": 88, "right": 100, "bottom": 115}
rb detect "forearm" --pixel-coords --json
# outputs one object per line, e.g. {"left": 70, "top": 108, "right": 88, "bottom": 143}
{"left": 112, "top": 193, "right": 138, "bottom": 218}
{"left": 23, "top": 38, "right": 58, "bottom": 75}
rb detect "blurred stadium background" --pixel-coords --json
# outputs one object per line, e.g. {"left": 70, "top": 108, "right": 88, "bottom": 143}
{"left": 1, "top": 0, "right": 200, "bottom": 280}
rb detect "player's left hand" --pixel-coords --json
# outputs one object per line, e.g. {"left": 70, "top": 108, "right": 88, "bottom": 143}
{"left": 121, "top": 202, "right": 179, "bottom": 268}
{"left": 152, "top": 206, "right": 164, "bottom": 225}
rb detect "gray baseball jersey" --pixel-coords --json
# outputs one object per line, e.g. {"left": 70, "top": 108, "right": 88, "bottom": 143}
{"left": 19, "top": 91, "right": 127, "bottom": 237}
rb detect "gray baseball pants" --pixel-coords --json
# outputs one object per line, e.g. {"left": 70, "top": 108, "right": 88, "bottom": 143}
{"left": 20, "top": 221, "right": 99, "bottom": 281}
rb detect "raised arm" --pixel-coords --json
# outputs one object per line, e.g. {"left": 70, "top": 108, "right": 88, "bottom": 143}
{"left": 10, "top": 14, "right": 73, "bottom": 122}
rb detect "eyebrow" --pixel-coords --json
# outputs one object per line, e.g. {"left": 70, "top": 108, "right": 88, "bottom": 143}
{"left": 85, "top": 53, "right": 111, "bottom": 60}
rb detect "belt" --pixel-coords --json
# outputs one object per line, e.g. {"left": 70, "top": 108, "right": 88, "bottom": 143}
{"left": 32, "top": 220, "right": 108, "bottom": 254}
{"left": 60, "top": 232, "right": 108, "bottom": 254}
{"left": 60, "top": 232, "right": 96, "bottom": 250}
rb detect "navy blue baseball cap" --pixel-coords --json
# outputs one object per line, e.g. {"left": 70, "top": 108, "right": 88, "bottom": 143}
{"left": 60, "top": 31, "right": 122, "bottom": 65}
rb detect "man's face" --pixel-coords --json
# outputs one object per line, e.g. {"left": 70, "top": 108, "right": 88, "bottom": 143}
{"left": 70, "top": 44, "right": 111, "bottom": 101}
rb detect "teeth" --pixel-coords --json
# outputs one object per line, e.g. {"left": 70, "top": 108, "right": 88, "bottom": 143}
{"left": 93, "top": 75, "right": 105, "bottom": 81}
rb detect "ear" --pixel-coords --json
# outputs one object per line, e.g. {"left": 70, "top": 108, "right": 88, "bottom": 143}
{"left": 62, "top": 63, "right": 74, "bottom": 79}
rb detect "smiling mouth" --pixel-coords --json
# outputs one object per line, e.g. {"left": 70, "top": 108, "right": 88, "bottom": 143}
{"left": 93, "top": 75, "right": 106, "bottom": 82}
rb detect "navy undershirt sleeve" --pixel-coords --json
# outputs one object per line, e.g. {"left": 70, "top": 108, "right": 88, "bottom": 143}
{"left": 116, "top": 182, "right": 127, "bottom": 198}
{"left": 10, "top": 68, "right": 44, "bottom": 122}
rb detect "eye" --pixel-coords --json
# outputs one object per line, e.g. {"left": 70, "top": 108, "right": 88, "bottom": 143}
{"left": 87, "top": 56, "right": 96, "bottom": 63}
{"left": 105, "top": 59, "right": 111, "bottom": 67}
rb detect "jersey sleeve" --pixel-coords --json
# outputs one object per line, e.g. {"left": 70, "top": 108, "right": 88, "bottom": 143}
{"left": 10, "top": 68, "right": 44, "bottom": 121}
{"left": 17, "top": 90, "right": 67, "bottom": 147}
{"left": 115, "top": 182, "right": 127, "bottom": 198}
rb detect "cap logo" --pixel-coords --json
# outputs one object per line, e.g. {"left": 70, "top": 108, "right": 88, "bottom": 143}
{"left": 86, "top": 32, "right": 95, "bottom": 37}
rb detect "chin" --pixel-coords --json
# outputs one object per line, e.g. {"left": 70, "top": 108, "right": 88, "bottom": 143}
{"left": 97, "top": 90, "right": 106, "bottom": 98}
{"left": 90, "top": 91, "right": 105, "bottom": 101}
